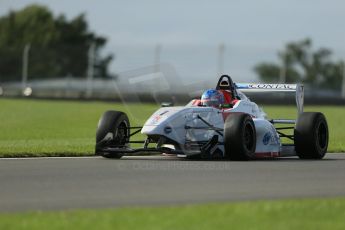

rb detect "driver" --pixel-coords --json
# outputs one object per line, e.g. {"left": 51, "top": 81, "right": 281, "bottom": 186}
{"left": 200, "top": 89, "right": 225, "bottom": 107}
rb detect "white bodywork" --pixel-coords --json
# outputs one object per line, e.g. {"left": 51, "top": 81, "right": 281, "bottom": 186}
{"left": 141, "top": 84, "right": 299, "bottom": 157}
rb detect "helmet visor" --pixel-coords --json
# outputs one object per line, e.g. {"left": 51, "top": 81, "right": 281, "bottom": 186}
{"left": 201, "top": 99, "right": 220, "bottom": 107}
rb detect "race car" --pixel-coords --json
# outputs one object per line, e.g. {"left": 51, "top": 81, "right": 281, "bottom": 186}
{"left": 95, "top": 75, "right": 329, "bottom": 160}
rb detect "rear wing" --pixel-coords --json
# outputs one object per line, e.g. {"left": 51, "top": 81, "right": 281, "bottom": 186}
{"left": 235, "top": 83, "right": 304, "bottom": 114}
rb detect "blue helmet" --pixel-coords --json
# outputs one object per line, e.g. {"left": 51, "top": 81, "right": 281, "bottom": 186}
{"left": 201, "top": 89, "right": 224, "bottom": 107}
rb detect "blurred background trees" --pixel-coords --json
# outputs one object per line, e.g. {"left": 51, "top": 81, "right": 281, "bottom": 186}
{"left": 0, "top": 4, "right": 113, "bottom": 81}
{"left": 254, "top": 38, "right": 344, "bottom": 90}
{"left": 0, "top": 4, "right": 343, "bottom": 93}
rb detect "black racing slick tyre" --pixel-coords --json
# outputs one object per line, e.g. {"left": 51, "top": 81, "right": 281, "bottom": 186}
{"left": 95, "top": 111, "right": 130, "bottom": 159}
{"left": 224, "top": 113, "right": 256, "bottom": 160}
{"left": 294, "top": 112, "right": 328, "bottom": 159}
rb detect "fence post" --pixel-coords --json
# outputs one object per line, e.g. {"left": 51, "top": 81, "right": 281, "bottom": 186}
{"left": 279, "top": 51, "right": 287, "bottom": 83}
{"left": 86, "top": 43, "right": 96, "bottom": 98}
{"left": 154, "top": 44, "right": 161, "bottom": 72}
{"left": 22, "top": 43, "right": 31, "bottom": 93}
{"left": 341, "top": 61, "right": 345, "bottom": 99}
{"left": 217, "top": 43, "right": 225, "bottom": 77}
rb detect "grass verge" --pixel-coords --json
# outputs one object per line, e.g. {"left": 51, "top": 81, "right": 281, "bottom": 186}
{"left": 0, "top": 198, "right": 345, "bottom": 230}
{"left": 0, "top": 98, "right": 344, "bottom": 157}
{"left": 0, "top": 98, "right": 157, "bottom": 157}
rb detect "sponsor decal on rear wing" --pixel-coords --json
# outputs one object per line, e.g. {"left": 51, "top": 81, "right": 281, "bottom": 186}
{"left": 235, "top": 83, "right": 297, "bottom": 91}
{"left": 235, "top": 83, "right": 304, "bottom": 114}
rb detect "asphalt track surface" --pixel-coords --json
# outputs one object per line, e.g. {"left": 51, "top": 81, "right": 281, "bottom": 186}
{"left": 1, "top": 153, "right": 345, "bottom": 212}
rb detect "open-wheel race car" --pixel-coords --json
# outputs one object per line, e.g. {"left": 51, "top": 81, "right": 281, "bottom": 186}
{"left": 95, "top": 75, "right": 329, "bottom": 160}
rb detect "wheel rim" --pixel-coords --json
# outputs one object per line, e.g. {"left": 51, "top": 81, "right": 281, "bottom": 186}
{"left": 244, "top": 123, "right": 254, "bottom": 151}
{"left": 316, "top": 121, "right": 327, "bottom": 150}
{"left": 114, "top": 121, "right": 129, "bottom": 146}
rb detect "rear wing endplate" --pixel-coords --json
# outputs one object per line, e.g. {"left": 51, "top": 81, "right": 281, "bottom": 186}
{"left": 235, "top": 83, "right": 304, "bottom": 114}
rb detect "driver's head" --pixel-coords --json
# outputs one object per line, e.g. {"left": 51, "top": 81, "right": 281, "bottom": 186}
{"left": 201, "top": 89, "right": 224, "bottom": 107}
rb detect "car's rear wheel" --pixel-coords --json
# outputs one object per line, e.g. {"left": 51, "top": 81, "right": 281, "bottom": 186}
{"left": 224, "top": 113, "right": 256, "bottom": 160}
{"left": 96, "top": 111, "right": 130, "bottom": 159}
{"left": 294, "top": 112, "right": 328, "bottom": 159}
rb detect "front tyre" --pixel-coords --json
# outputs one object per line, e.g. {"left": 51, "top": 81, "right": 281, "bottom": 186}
{"left": 95, "top": 111, "right": 130, "bottom": 159}
{"left": 294, "top": 112, "right": 328, "bottom": 159}
{"left": 224, "top": 113, "right": 256, "bottom": 160}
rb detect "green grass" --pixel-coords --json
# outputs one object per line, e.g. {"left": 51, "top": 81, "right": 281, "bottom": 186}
{"left": 263, "top": 105, "right": 345, "bottom": 152}
{"left": 0, "top": 98, "right": 158, "bottom": 157}
{"left": 1, "top": 198, "right": 345, "bottom": 230}
{"left": 0, "top": 98, "right": 344, "bottom": 157}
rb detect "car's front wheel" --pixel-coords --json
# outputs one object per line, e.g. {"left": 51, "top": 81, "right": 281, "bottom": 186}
{"left": 224, "top": 113, "right": 256, "bottom": 160}
{"left": 95, "top": 110, "right": 130, "bottom": 159}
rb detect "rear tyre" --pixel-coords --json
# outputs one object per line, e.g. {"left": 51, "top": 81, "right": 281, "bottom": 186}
{"left": 96, "top": 111, "right": 130, "bottom": 159}
{"left": 224, "top": 113, "right": 256, "bottom": 160}
{"left": 294, "top": 112, "right": 328, "bottom": 159}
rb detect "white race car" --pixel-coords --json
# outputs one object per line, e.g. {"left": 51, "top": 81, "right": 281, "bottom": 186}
{"left": 95, "top": 75, "right": 329, "bottom": 160}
